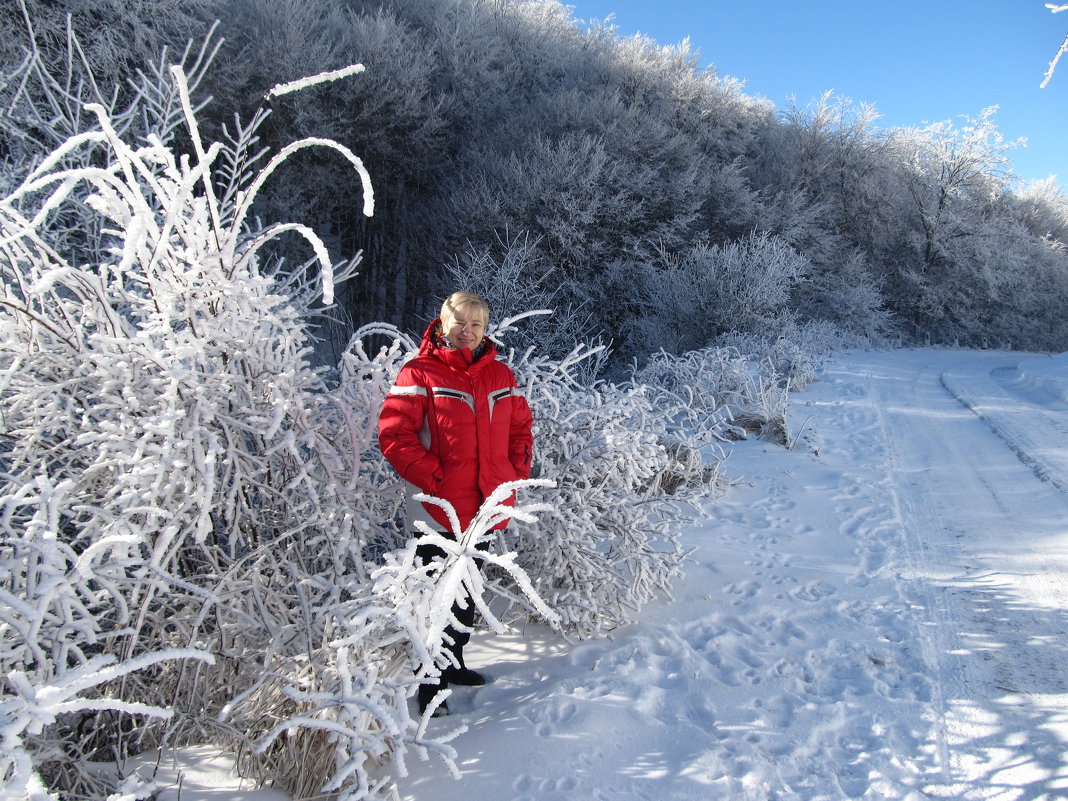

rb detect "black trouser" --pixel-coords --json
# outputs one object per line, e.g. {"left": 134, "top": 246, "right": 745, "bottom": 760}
{"left": 415, "top": 535, "right": 487, "bottom": 673}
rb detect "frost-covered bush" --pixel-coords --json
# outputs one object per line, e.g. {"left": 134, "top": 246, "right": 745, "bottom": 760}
{"left": 619, "top": 231, "right": 809, "bottom": 359}
{"left": 633, "top": 347, "right": 772, "bottom": 442}
{"left": 0, "top": 52, "right": 527, "bottom": 801}
{"left": 633, "top": 346, "right": 787, "bottom": 445}
{"left": 631, "top": 326, "right": 851, "bottom": 450}
{"left": 0, "top": 13, "right": 223, "bottom": 279}
{"left": 717, "top": 316, "right": 867, "bottom": 391}
{"left": 497, "top": 335, "right": 729, "bottom": 638}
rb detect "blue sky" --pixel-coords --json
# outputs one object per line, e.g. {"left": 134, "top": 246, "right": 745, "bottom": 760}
{"left": 567, "top": 0, "right": 1068, "bottom": 186}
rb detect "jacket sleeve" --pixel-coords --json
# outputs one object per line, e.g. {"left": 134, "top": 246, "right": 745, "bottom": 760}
{"left": 509, "top": 386, "right": 534, "bottom": 481}
{"left": 377, "top": 367, "right": 443, "bottom": 494}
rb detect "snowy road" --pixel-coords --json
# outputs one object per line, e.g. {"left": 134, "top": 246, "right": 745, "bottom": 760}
{"left": 859, "top": 351, "right": 1068, "bottom": 799}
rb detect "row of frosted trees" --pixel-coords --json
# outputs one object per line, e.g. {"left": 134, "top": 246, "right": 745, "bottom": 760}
{"left": 8, "top": 0, "right": 1059, "bottom": 358}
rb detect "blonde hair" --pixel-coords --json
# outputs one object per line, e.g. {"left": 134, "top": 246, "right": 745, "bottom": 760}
{"left": 440, "top": 291, "right": 490, "bottom": 329}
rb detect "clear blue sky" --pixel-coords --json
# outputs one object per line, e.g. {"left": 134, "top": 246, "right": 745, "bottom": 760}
{"left": 567, "top": 0, "right": 1068, "bottom": 186}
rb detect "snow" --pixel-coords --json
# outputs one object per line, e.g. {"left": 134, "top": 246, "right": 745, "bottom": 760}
{"left": 92, "top": 747, "right": 290, "bottom": 801}
{"left": 134, "top": 348, "right": 1068, "bottom": 801}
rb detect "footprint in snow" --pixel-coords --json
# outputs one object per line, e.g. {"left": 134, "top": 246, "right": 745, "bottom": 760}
{"left": 724, "top": 580, "right": 761, "bottom": 600}
{"left": 791, "top": 580, "right": 837, "bottom": 602}
{"left": 521, "top": 697, "right": 579, "bottom": 738}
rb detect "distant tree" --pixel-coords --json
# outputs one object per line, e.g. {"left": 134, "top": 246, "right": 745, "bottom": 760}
{"left": 1016, "top": 177, "right": 1068, "bottom": 242}
{"left": 8, "top": 0, "right": 1063, "bottom": 353}
{"left": 750, "top": 92, "right": 900, "bottom": 340}
{"left": 889, "top": 107, "right": 1021, "bottom": 339}
{"left": 0, "top": 0, "right": 213, "bottom": 161}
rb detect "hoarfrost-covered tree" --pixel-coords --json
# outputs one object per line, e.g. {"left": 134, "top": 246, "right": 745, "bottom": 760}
{"left": 16, "top": 0, "right": 1061, "bottom": 353}
{"left": 1017, "top": 176, "right": 1068, "bottom": 242}
{"left": 0, "top": 0, "right": 211, "bottom": 135}
{"left": 892, "top": 107, "right": 1022, "bottom": 340}
{"left": 749, "top": 93, "right": 900, "bottom": 340}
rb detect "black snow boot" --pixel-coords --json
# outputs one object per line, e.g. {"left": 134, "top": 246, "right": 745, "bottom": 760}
{"left": 442, "top": 665, "right": 486, "bottom": 686}
{"left": 418, "top": 682, "right": 449, "bottom": 717}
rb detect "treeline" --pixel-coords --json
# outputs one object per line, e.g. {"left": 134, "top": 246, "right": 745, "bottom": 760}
{"left": 3, "top": 0, "right": 1068, "bottom": 357}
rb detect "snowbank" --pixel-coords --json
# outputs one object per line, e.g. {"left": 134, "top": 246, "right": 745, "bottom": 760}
{"left": 1014, "top": 351, "right": 1068, "bottom": 404}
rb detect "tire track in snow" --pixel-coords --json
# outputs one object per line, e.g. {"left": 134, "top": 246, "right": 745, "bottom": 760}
{"left": 941, "top": 363, "right": 1068, "bottom": 497}
{"left": 860, "top": 356, "right": 977, "bottom": 787}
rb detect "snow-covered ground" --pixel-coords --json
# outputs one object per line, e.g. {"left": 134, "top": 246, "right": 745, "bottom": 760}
{"left": 135, "top": 348, "right": 1068, "bottom": 801}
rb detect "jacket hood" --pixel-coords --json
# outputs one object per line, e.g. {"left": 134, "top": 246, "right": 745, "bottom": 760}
{"left": 418, "top": 317, "right": 498, "bottom": 367}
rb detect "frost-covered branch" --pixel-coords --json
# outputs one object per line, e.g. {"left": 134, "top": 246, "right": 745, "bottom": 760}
{"left": 1042, "top": 3, "right": 1068, "bottom": 88}
{"left": 264, "top": 64, "right": 367, "bottom": 102}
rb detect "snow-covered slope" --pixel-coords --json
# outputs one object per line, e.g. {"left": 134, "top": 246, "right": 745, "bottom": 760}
{"left": 131, "top": 348, "right": 1068, "bottom": 801}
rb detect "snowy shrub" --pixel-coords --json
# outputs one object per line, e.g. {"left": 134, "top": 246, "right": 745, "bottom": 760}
{"left": 631, "top": 346, "right": 788, "bottom": 446}
{"left": 630, "top": 328, "right": 851, "bottom": 450}
{"left": 497, "top": 335, "right": 729, "bottom": 638}
{"left": 794, "top": 250, "right": 897, "bottom": 342}
{"left": 634, "top": 347, "right": 767, "bottom": 441}
{"left": 0, "top": 13, "right": 223, "bottom": 277}
{"left": 330, "top": 322, "right": 421, "bottom": 550}
{"left": 619, "top": 231, "right": 809, "bottom": 359}
{"left": 717, "top": 316, "right": 865, "bottom": 391}
{"left": 0, "top": 51, "right": 515, "bottom": 801}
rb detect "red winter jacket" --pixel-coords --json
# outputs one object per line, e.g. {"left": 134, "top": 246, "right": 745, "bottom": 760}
{"left": 378, "top": 319, "right": 534, "bottom": 532}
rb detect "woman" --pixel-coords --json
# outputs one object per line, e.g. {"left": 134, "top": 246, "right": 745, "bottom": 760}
{"left": 378, "top": 292, "right": 534, "bottom": 716}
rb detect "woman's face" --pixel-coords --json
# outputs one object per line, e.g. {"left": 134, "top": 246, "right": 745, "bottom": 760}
{"left": 443, "top": 307, "right": 487, "bottom": 351}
